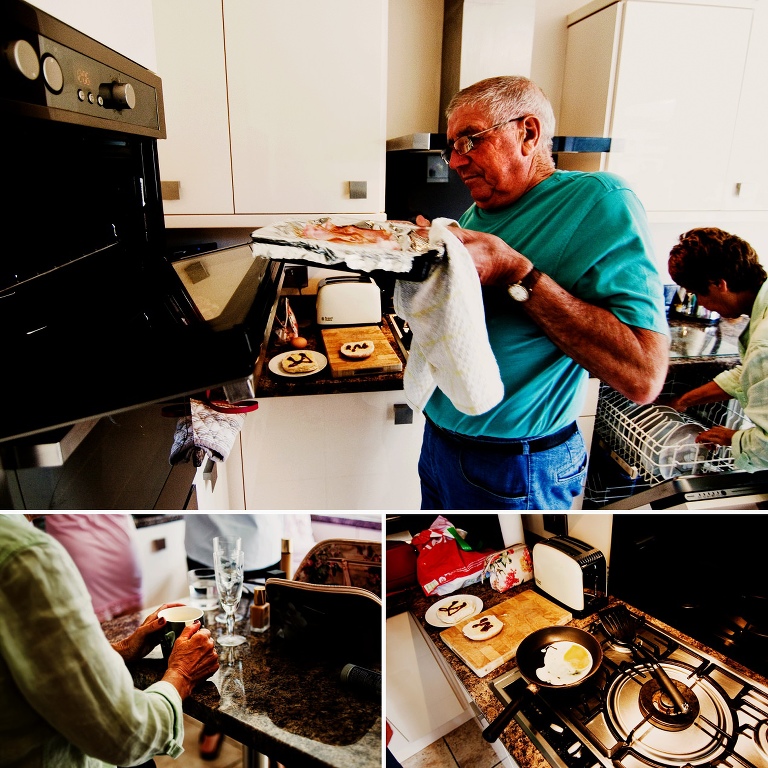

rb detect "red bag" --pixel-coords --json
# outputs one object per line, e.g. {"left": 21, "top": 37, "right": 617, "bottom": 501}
{"left": 411, "top": 515, "right": 495, "bottom": 597}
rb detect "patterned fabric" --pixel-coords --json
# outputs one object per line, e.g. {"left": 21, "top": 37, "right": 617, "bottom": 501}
{"left": 484, "top": 545, "right": 534, "bottom": 592}
{"left": 169, "top": 399, "right": 245, "bottom": 466}
{"left": 293, "top": 539, "right": 382, "bottom": 597}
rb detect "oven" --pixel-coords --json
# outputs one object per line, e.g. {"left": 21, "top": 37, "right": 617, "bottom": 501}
{"left": 0, "top": 0, "right": 283, "bottom": 507}
{"left": 489, "top": 608, "right": 768, "bottom": 768}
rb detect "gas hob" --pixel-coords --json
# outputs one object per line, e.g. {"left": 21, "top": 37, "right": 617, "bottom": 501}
{"left": 489, "top": 609, "right": 768, "bottom": 768}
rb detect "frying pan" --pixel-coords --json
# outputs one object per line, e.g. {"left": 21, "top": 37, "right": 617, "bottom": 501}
{"left": 482, "top": 625, "right": 603, "bottom": 743}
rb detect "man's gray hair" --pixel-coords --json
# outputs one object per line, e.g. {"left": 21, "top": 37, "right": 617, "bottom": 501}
{"left": 446, "top": 75, "right": 556, "bottom": 153}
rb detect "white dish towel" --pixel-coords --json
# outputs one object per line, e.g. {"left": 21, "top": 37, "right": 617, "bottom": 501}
{"left": 394, "top": 218, "right": 504, "bottom": 416}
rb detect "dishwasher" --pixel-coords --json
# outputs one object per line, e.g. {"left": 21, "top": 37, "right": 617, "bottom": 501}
{"left": 585, "top": 375, "right": 768, "bottom": 510}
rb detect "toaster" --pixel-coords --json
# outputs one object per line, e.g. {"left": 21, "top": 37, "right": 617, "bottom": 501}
{"left": 532, "top": 535, "right": 607, "bottom": 617}
{"left": 316, "top": 275, "right": 382, "bottom": 326}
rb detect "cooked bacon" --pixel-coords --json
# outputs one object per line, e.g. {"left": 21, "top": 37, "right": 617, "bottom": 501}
{"left": 300, "top": 221, "right": 401, "bottom": 247}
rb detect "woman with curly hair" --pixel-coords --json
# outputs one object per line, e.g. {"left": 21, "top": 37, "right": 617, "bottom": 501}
{"left": 668, "top": 227, "right": 768, "bottom": 470}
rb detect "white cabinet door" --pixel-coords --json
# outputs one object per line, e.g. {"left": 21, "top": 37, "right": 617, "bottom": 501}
{"left": 386, "top": 612, "right": 473, "bottom": 763}
{"left": 133, "top": 520, "right": 188, "bottom": 609}
{"left": 152, "top": 0, "right": 387, "bottom": 224}
{"left": 240, "top": 391, "right": 424, "bottom": 509}
{"left": 152, "top": 0, "right": 234, "bottom": 215}
{"left": 559, "top": 1, "right": 753, "bottom": 213}
{"left": 224, "top": 0, "right": 387, "bottom": 216}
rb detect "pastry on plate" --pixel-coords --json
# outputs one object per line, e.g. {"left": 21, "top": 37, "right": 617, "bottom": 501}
{"left": 436, "top": 598, "right": 475, "bottom": 625}
{"left": 281, "top": 351, "right": 319, "bottom": 374}
{"left": 340, "top": 340, "right": 375, "bottom": 359}
{"left": 462, "top": 615, "right": 503, "bottom": 641}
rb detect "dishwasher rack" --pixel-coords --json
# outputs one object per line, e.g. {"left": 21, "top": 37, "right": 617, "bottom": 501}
{"left": 590, "top": 383, "right": 751, "bottom": 494}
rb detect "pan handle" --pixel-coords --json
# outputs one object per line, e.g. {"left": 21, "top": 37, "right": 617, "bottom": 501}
{"left": 482, "top": 683, "right": 537, "bottom": 743}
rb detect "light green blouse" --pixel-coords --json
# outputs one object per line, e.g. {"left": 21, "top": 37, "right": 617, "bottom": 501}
{"left": 715, "top": 279, "right": 768, "bottom": 471}
{"left": 0, "top": 513, "right": 185, "bottom": 768}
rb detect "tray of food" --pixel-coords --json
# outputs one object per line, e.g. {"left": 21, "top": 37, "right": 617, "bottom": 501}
{"left": 250, "top": 216, "right": 444, "bottom": 280}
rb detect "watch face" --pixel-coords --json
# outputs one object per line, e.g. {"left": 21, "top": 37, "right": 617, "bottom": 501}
{"left": 507, "top": 283, "right": 529, "bottom": 302}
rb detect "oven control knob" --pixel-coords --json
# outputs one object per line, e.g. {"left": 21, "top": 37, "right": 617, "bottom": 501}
{"left": 5, "top": 39, "right": 40, "bottom": 81}
{"left": 99, "top": 81, "right": 136, "bottom": 110}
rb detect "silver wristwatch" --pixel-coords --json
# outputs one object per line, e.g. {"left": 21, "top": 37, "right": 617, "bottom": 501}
{"left": 507, "top": 266, "right": 542, "bottom": 302}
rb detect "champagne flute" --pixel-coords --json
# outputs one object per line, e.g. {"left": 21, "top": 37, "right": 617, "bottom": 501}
{"left": 214, "top": 537, "right": 246, "bottom": 647}
{"left": 213, "top": 535, "right": 244, "bottom": 624}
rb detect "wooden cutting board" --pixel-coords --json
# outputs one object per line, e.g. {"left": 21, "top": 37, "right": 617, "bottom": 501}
{"left": 440, "top": 590, "right": 572, "bottom": 677}
{"left": 321, "top": 325, "right": 403, "bottom": 378}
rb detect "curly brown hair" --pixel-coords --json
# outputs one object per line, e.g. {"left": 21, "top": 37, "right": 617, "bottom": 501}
{"left": 668, "top": 227, "right": 765, "bottom": 295}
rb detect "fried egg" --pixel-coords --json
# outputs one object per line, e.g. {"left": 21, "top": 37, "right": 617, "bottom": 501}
{"left": 535, "top": 641, "right": 593, "bottom": 685}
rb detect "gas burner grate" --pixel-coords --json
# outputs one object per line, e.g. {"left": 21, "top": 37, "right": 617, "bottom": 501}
{"left": 489, "top": 611, "right": 768, "bottom": 768}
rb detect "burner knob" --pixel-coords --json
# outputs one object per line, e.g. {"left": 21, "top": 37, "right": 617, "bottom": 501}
{"left": 4, "top": 39, "right": 40, "bottom": 80}
{"left": 98, "top": 81, "right": 136, "bottom": 109}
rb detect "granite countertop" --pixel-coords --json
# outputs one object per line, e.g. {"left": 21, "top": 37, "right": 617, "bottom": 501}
{"left": 102, "top": 611, "right": 381, "bottom": 768}
{"left": 407, "top": 581, "right": 768, "bottom": 768}
{"left": 667, "top": 316, "right": 745, "bottom": 367}
{"left": 256, "top": 294, "right": 406, "bottom": 398}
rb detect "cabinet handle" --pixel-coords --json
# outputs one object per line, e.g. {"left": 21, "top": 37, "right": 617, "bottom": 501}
{"left": 151, "top": 538, "right": 167, "bottom": 552}
{"left": 161, "top": 180, "right": 181, "bottom": 200}
{"left": 394, "top": 403, "right": 413, "bottom": 425}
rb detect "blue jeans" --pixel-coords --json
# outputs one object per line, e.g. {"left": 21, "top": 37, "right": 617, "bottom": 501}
{"left": 418, "top": 419, "right": 587, "bottom": 510}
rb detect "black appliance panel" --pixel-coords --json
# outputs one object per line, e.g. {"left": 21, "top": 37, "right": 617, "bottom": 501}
{"left": 0, "top": 1, "right": 283, "bottom": 444}
{"left": 385, "top": 150, "right": 474, "bottom": 223}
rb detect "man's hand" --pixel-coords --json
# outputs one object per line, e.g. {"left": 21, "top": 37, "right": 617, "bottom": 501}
{"left": 111, "top": 602, "right": 186, "bottom": 663}
{"left": 450, "top": 227, "right": 532, "bottom": 285}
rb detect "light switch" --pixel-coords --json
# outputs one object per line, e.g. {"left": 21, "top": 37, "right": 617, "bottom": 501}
{"left": 349, "top": 180, "right": 367, "bottom": 199}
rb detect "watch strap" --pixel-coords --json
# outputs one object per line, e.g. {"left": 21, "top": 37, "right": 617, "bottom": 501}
{"left": 519, "top": 266, "right": 542, "bottom": 292}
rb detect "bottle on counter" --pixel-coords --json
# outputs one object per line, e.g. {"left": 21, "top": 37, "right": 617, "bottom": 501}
{"left": 250, "top": 586, "right": 270, "bottom": 634}
{"left": 281, "top": 538, "right": 292, "bottom": 579}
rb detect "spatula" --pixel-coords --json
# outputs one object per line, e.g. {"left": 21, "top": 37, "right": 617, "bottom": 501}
{"left": 599, "top": 605, "right": 689, "bottom": 714}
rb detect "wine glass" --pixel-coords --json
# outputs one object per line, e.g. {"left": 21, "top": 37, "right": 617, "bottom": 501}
{"left": 213, "top": 535, "right": 245, "bottom": 624}
{"left": 213, "top": 537, "right": 246, "bottom": 647}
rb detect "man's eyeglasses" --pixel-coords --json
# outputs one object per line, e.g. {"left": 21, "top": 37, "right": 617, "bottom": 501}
{"left": 441, "top": 116, "right": 526, "bottom": 165}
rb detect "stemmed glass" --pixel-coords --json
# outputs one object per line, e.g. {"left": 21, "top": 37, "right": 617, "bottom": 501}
{"left": 213, "top": 535, "right": 246, "bottom": 647}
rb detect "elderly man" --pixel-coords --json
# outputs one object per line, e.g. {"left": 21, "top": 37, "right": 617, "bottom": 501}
{"left": 417, "top": 75, "right": 669, "bottom": 509}
{"left": 667, "top": 227, "right": 768, "bottom": 470}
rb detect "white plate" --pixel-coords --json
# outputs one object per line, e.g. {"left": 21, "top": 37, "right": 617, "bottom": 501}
{"left": 268, "top": 350, "right": 327, "bottom": 378}
{"left": 658, "top": 423, "right": 706, "bottom": 479}
{"left": 425, "top": 594, "right": 483, "bottom": 628}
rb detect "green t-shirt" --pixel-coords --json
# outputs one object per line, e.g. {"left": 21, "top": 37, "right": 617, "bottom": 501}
{"left": 425, "top": 170, "right": 668, "bottom": 438}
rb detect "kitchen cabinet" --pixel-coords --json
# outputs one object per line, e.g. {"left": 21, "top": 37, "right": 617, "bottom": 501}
{"left": 558, "top": 0, "right": 767, "bottom": 214}
{"left": 386, "top": 611, "right": 475, "bottom": 763}
{"left": 151, "top": 0, "right": 387, "bottom": 228}
{"left": 133, "top": 518, "right": 188, "bottom": 608}
{"left": 239, "top": 390, "right": 424, "bottom": 509}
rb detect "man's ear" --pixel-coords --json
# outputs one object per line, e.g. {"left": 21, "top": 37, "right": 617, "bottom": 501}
{"left": 519, "top": 116, "right": 541, "bottom": 156}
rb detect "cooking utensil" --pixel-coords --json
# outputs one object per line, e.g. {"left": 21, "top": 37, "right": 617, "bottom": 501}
{"left": 482, "top": 625, "right": 603, "bottom": 742}
{"left": 598, "top": 605, "right": 689, "bottom": 714}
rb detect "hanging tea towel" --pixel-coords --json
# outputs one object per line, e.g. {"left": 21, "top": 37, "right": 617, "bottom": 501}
{"left": 394, "top": 218, "right": 503, "bottom": 416}
{"left": 169, "top": 398, "right": 246, "bottom": 467}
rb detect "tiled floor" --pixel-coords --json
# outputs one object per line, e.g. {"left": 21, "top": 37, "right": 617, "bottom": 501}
{"left": 401, "top": 720, "right": 503, "bottom": 768}
{"left": 155, "top": 715, "right": 243, "bottom": 768}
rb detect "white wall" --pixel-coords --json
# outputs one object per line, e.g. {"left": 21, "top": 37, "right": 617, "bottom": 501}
{"left": 24, "top": 0, "right": 157, "bottom": 70}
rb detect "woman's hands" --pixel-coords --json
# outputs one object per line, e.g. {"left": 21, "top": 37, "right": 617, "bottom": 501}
{"left": 111, "top": 602, "right": 186, "bottom": 663}
{"left": 163, "top": 623, "right": 220, "bottom": 700}
{"left": 695, "top": 425, "right": 737, "bottom": 447}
